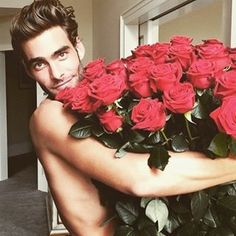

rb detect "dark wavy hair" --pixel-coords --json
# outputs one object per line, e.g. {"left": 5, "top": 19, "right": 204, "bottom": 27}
{"left": 10, "top": 0, "right": 78, "bottom": 59}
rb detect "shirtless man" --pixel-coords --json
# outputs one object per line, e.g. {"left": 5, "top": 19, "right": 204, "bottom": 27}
{"left": 10, "top": 0, "right": 236, "bottom": 235}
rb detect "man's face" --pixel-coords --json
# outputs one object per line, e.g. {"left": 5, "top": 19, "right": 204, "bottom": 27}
{"left": 22, "top": 26, "right": 81, "bottom": 97}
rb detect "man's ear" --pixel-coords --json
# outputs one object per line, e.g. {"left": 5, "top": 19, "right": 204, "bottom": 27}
{"left": 75, "top": 37, "right": 85, "bottom": 60}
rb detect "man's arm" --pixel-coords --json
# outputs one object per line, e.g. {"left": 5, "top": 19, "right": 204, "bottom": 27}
{"left": 30, "top": 99, "right": 236, "bottom": 197}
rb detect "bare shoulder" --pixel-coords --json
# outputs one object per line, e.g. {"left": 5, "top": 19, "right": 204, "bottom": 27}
{"left": 29, "top": 99, "right": 77, "bottom": 148}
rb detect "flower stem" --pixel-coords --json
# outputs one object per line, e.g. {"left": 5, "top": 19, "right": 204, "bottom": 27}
{"left": 185, "top": 118, "right": 193, "bottom": 141}
{"left": 161, "top": 130, "right": 170, "bottom": 148}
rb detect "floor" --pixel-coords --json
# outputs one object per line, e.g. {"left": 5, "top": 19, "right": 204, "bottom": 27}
{"left": 0, "top": 152, "right": 49, "bottom": 236}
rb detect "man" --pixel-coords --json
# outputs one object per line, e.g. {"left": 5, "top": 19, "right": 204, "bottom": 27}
{"left": 10, "top": 0, "right": 236, "bottom": 235}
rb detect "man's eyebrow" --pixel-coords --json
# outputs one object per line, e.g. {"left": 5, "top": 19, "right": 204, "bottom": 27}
{"left": 53, "top": 45, "right": 70, "bottom": 56}
{"left": 27, "top": 57, "right": 45, "bottom": 68}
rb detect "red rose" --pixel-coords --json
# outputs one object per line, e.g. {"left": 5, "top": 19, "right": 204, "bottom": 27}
{"left": 149, "top": 62, "right": 182, "bottom": 92}
{"left": 168, "top": 44, "right": 196, "bottom": 71}
{"left": 97, "top": 109, "right": 123, "bottom": 132}
{"left": 228, "top": 47, "right": 236, "bottom": 64}
{"left": 196, "top": 39, "right": 231, "bottom": 70}
{"left": 56, "top": 87, "right": 75, "bottom": 107}
{"left": 187, "top": 59, "right": 221, "bottom": 89}
{"left": 127, "top": 57, "right": 154, "bottom": 73}
{"left": 106, "top": 59, "right": 128, "bottom": 82}
{"left": 214, "top": 69, "right": 236, "bottom": 99}
{"left": 163, "top": 82, "right": 195, "bottom": 113}
{"left": 131, "top": 98, "right": 166, "bottom": 132}
{"left": 132, "top": 44, "right": 153, "bottom": 58}
{"left": 151, "top": 42, "right": 170, "bottom": 64}
{"left": 70, "top": 79, "right": 101, "bottom": 113}
{"left": 210, "top": 96, "right": 236, "bottom": 139}
{"left": 129, "top": 71, "right": 152, "bottom": 98}
{"left": 89, "top": 74, "right": 127, "bottom": 106}
{"left": 170, "top": 35, "right": 193, "bottom": 46}
{"left": 83, "top": 58, "right": 106, "bottom": 81}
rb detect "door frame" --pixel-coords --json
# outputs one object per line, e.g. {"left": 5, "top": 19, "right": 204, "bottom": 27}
{"left": 120, "top": 0, "right": 236, "bottom": 58}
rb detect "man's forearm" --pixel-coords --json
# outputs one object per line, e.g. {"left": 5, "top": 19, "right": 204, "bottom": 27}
{"left": 137, "top": 151, "right": 236, "bottom": 197}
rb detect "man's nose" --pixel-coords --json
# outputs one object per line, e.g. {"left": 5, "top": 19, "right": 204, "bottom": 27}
{"left": 49, "top": 62, "right": 64, "bottom": 80}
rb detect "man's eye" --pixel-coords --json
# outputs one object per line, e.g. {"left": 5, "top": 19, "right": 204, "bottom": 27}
{"left": 33, "top": 62, "right": 46, "bottom": 71}
{"left": 58, "top": 52, "right": 68, "bottom": 60}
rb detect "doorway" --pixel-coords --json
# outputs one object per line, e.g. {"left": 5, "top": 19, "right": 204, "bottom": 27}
{"left": 5, "top": 51, "right": 36, "bottom": 177}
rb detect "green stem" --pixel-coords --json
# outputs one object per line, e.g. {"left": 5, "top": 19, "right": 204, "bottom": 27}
{"left": 185, "top": 118, "right": 193, "bottom": 141}
{"left": 161, "top": 130, "right": 170, "bottom": 148}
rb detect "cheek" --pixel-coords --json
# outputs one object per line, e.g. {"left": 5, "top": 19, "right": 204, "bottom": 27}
{"left": 32, "top": 70, "right": 50, "bottom": 84}
{"left": 65, "top": 55, "right": 80, "bottom": 72}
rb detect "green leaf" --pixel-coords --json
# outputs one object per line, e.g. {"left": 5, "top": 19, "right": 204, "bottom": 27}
{"left": 114, "top": 225, "right": 136, "bottom": 236}
{"left": 92, "top": 124, "right": 105, "bottom": 137}
{"left": 229, "top": 138, "right": 236, "bottom": 155}
{"left": 196, "top": 89, "right": 205, "bottom": 96}
{"left": 127, "top": 130, "right": 147, "bottom": 143}
{"left": 69, "top": 121, "right": 92, "bottom": 138}
{"left": 139, "top": 226, "right": 159, "bottom": 236}
{"left": 148, "top": 147, "right": 170, "bottom": 170}
{"left": 164, "top": 213, "right": 181, "bottom": 234}
{"left": 171, "top": 134, "right": 189, "bottom": 152}
{"left": 127, "top": 142, "right": 149, "bottom": 153}
{"left": 184, "top": 110, "right": 196, "bottom": 124}
{"left": 115, "top": 142, "right": 131, "bottom": 158}
{"left": 208, "top": 227, "right": 234, "bottom": 236}
{"left": 147, "top": 132, "right": 161, "bottom": 144}
{"left": 218, "top": 195, "right": 236, "bottom": 213}
{"left": 140, "top": 197, "right": 153, "bottom": 208}
{"left": 229, "top": 216, "right": 236, "bottom": 232}
{"left": 208, "top": 133, "right": 229, "bottom": 157}
{"left": 191, "top": 101, "right": 207, "bottom": 119}
{"left": 191, "top": 191, "right": 209, "bottom": 221}
{"left": 145, "top": 199, "right": 169, "bottom": 232}
{"left": 115, "top": 201, "right": 139, "bottom": 225}
{"left": 136, "top": 217, "right": 159, "bottom": 235}
{"left": 98, "top": 133, "right": 122, "bottom": 149}
{"left": 177, "top": 222, "right": 200, "bottom": 236}
{"left": 203, "top": 207, "right": 219, "bottom": 228}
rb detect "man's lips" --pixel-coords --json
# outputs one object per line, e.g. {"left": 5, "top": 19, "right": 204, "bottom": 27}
{"left": 53, "top": 77, "right": 73, "bottom": 89}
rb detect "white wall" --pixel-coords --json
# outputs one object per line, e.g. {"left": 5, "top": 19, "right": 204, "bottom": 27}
{"left": 0, "top": 15, "right": 15, "bottom": 50}
{"left": 159, "top": 0, "right": 225, "bottom": 45}
{"left": 92, "top": 0, "right": 139, "bottom": 63}
{"left": 61, "top": 0, "right": 93, "bottom": 64}
{"left": 0, "top": 1, "right": 32, "bottom": 8}
{"left": 0, "top": 52, "right": 7, "bottom": 180}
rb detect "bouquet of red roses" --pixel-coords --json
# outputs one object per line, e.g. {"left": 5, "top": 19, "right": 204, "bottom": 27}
{"left": 56, "top": 36, "right": 236, "bottom": 235}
